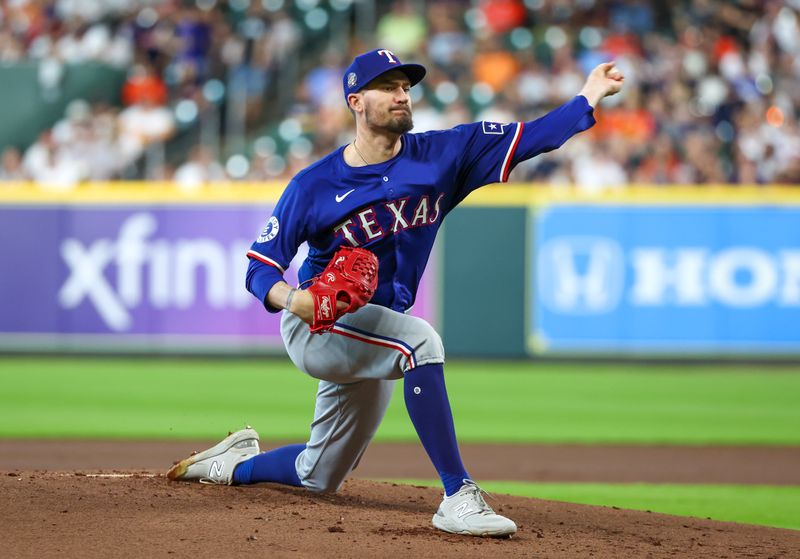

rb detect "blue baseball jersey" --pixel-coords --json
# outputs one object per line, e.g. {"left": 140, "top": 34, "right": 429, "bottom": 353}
{"left": 247, "top": 95, "right": 596, "bottom": 312}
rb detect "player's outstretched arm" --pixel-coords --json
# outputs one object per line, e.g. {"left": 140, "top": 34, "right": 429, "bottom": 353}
{"left": 578, "top": 62, "right": 625, "bottom": 108}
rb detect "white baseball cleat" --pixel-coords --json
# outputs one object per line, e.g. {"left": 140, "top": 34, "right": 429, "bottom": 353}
{"left": 167, "top": 428, "right": 260, "bottom": 485}
{"left": 432, "top": 480, "right": 517, "bottom": 537}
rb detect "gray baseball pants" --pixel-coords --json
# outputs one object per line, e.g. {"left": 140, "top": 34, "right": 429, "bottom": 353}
{"left": 279, "top": 303, "right": 445, "bottom": 492}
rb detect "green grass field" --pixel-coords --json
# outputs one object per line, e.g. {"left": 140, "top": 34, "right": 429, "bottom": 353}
{"left": 395, "top": 480, "right": 800, "bottom": 531}
{"left": 1, "top": 357, "right": 798, "bottom": 530}
{"left": 1, "top": 357, "right": 798, "bottom": 443}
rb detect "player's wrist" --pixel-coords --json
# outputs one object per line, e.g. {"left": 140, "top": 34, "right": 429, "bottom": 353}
{"left": 578, "top": 85, "right": 603, "bottom": 108}
{"left": 285, "top": 288, "right": 298, "bottom": 313}
{"left": 287, "top": 289, "right": 315, "bottom": 324}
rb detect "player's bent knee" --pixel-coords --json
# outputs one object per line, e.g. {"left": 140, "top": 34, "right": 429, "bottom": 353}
{"left": 301, "top": 472, "right": 346, "bottom": 494}
{"left": 410, "top": 318, "right": 445, "bottom": 366}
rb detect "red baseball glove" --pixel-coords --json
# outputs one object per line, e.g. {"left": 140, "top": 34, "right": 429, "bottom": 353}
{"left": 306, "top": 246, "right": 379, "bottom": 333}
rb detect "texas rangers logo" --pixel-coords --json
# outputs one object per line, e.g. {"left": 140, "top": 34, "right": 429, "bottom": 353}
{"left": 258, "top": 216, "right": 280, "bottom": 242}
{"left": 481, "top": 121, "right": 506, "bottom": 135}
{"left": 377, "top": 49, "right": 398, "bottom": 64}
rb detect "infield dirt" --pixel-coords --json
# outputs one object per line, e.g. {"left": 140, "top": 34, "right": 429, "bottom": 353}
{"left": 2, "top": 441, "right": 799, "bottom": 558}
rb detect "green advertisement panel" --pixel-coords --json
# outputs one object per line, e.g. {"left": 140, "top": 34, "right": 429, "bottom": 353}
{"left": 442, "top": 206, "right": 527, "bottom": 357}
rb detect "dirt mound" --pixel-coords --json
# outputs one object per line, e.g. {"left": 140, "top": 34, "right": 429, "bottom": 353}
{"left": 4, "top": 472, "right": 798, "bottom": 558}
{"left": 4, "top": 440, "right": 800, "bottom": 484}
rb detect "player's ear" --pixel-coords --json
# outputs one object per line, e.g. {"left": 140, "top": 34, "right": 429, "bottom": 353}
{"left": 347, "top": 92, "right": 364, "bottom": 114}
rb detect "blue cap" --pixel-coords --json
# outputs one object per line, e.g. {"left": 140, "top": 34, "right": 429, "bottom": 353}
{"left": 342, "top": 48, "right": 426, "bottom": 104}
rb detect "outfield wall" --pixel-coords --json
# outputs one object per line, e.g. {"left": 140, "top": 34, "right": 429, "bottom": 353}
{"left": 0, "top": 183, "right": 438, "bottom": 353}
{"left": 1, "top": 183, "right": 799, "bottom": 357}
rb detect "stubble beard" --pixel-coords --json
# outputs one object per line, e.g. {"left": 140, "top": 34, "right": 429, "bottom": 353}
{"left": 365, "top": 105, "right": 414, "bottom": 135}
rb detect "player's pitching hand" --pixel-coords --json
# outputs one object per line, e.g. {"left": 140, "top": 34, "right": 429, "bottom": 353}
{"left": 288, "top": 289, "right": 348, "bottom": 326}
{"left": 579, "top": 62, "right": 625, "bottom": 108}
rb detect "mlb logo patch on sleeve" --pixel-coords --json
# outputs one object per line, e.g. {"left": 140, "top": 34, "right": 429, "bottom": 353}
{"left": 481, "top": 121, "right": 506, "bottom": 135}
{"left": 257, "top": 216, "right": 280, "bottom": 242}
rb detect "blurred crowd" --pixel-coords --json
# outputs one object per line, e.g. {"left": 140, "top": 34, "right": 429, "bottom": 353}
{"left": 0, "top": 0, "right": 300, "bottom": 189}
{"left": 2, "top": 0, "right": 800, "bottom": 190}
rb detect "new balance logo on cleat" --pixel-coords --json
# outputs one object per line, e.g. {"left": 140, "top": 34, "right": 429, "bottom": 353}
{"left": 431, "top": 481, "right": 517, "bottom": 537}
{"left": 209, "top": 461, "right": 224, "bottom": 478}
{"left": 454, "top": 502, "right": 474, "bottom": 518}
{"left": 166, "top": 428, "right": 260, "bottom": 486}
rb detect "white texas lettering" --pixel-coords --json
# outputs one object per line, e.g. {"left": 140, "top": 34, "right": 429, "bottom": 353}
{"left": 357, "top": 208, "right": 384, "bottom": 240}
{"left": 410, "top": 196, "right": 430, "bottom": 227}
{"left": 428, "top": 193, "right": 444, "bottom": 224}
{"left": 333, "top": 218, "right": 360, "bottom": 246}
{"left": 332, "top": 194, "right": 444, "bottom": 244}
{"left": 385, "top": 199, "right": 410, "bottom": 233}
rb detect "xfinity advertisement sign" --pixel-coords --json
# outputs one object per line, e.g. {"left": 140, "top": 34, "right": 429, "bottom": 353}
{"left": 531, "top": 206, "right": 800, "bottom": 354}
{"left": 0, "top": 206, "right": 438, "bottom": 352}
{"left": 58, "top": 212, "right": 254, "bottom": 332}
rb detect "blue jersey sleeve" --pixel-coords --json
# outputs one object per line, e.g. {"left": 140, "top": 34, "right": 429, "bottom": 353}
{"left": 512, "top": 95, "right": 595, "bottom": 164}
{"left": 450, "top": 95, "right": 595, "bottom": 205}
{"left": 245, "top": 179, "right": 311, "bottom": 311}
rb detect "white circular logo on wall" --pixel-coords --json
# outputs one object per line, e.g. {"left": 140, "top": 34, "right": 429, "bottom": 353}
{"left": 258, "top": 216, "right": 280, "bottom": 242}
{"left": 537, "top": 236, "right": 625, "bottom": 314}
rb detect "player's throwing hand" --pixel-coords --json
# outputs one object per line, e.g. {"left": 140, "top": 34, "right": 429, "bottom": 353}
{"left": 579, "top": 62, "right": 625, "bottom": 108}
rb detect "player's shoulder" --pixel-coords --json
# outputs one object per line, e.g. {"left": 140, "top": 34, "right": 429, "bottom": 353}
{"left": 404, "top": 127, "right": 465, "bottom": 153}
{"left": 407, "top": 127, "right": 459, "bottom": 143}
{"left": 405, "top": 122, "right": 502, "bottom": 154}
{"left": 285, "top": 148, "right": 348, "bottom": 200}
{"left": 408, "top": 121, "right": 496, "bottom": 143}
{"left": 292, "top": 148, "right": 343, "bottom": 185}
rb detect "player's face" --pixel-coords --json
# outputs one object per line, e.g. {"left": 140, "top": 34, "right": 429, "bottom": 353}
{"left": 361, "top": 71, "right": 414, "bottom": 134}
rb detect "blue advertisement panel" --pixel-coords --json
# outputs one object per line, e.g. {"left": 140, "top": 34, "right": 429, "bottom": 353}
{"left": 531, "top": 205, "right": 800, "bottom": 355}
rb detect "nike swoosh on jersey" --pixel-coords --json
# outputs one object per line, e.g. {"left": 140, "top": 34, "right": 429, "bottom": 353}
{"left": 335, "top": 189, "right": 356, "bottom": 203}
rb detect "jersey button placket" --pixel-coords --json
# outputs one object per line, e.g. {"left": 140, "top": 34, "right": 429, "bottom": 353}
{"left": 383, "top": 174, "right": 402, "bottom": 309}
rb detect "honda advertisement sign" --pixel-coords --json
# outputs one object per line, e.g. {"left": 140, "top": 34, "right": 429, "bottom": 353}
{"left": 0, "top": 205, "right": 438, "bottom": 352}
{"left": 531, "top": 205, "right": 800, "bottom": 355}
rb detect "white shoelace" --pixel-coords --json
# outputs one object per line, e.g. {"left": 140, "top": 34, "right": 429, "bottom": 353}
{"left": 459, "top": 481, "right": 496, "bottom": 515}
{"left": 199, "top": 477, "right": 226, "bottom": 485}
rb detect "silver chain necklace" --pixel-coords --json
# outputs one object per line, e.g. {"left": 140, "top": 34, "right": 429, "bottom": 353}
{"left": 352, "top": 141, "right": 370, "bottom": 166}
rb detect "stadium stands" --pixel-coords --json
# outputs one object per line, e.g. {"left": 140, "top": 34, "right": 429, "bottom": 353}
{"left": 1, "top": 0, "right": 798, "bottom": 187}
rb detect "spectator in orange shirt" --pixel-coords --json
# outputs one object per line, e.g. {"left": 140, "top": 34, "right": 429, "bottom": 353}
{"left": 472, "top": 36, "right": 520, "bottom": 92}
{"left": 122, "top": 63, "right": 168, "bottom": 106}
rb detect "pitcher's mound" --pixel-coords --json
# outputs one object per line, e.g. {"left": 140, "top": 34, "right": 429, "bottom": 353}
{"left": 3, "top": 472, "right": 798, "bottom": 558}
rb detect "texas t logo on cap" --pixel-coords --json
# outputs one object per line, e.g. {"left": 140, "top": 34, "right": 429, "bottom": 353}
{"left": 377, "top": 49, "right": 398, "bottom": 64}
{"left": 342, "top": 48, "right": 427, "bottom": 103}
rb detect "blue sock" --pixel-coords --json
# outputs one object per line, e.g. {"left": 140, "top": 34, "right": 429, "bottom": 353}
{"left": 232, "top": 443, "right": 305, "bottom": 487}
{"left": 404, "top": 363, "right": 470, "bottom": 496}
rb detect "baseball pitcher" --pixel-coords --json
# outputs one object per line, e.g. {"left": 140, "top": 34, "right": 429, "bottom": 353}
{"left": 168, "top": 48, "right": 623, "bottom": 537}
